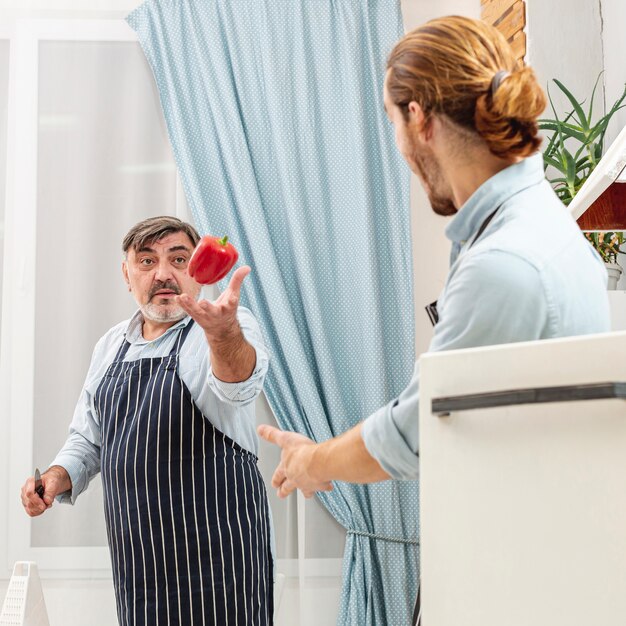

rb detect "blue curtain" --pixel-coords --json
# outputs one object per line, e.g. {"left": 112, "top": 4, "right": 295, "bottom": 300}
{"left": 128, "top": 1, "right": 419, "bottom": 623}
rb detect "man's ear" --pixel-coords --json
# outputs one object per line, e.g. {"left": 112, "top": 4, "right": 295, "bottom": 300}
{"left": 407, "top": 101, "right": 434, "bottom": 141}
{"left": 122, "top": 261, "right": 131, "bottom": 292}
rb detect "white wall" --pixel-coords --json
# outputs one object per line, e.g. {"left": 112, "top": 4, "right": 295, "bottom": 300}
{"left": 527, "top": 0, "right": 604, "bottom": 121}
{"left": 527, "top": 0, "right": 626, "bottom": 149}
{"left": 601, "top": 0, "right": 626, "bottom": 147}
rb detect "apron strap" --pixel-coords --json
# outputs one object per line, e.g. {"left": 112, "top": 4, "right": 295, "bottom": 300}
{"left": 168, "top": 318, "right": 195, "bottom": 356}
{"left": 114, "top": 317, "right": 196, "bottom": 362}
{"left": 114, "top": 332, "right": 133, "bottom": 362}
{"left": 424, "top": 205, "right": 501, "bottom": 328}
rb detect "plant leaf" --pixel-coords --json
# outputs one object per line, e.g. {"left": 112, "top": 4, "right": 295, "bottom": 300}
{"left": 553, "top": 78, "right": 589, "bottom": 131}
{"left": 543, "top": 154, "right": 568, "bottom": 175}
{"left": 587, "top": 71, "right": 604, "bottom": 123}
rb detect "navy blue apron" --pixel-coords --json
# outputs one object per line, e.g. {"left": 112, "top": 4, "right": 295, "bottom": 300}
{"left": 95, "top": 320, "right": 273, "bottom": 625}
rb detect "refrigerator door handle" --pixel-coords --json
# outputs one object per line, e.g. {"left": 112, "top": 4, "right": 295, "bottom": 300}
{"left": 432, "top": 381, "right": 626, "bottom": 417}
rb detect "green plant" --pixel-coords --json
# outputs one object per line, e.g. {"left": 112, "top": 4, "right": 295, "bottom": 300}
{"left": 540, "top": 75, "right": 626, "bottom": 266}
{"left": 584, "top": 231, "right": 624, "bottom": 264}
{"left": 539, "top": 74, "right": 626, "bottom": 206}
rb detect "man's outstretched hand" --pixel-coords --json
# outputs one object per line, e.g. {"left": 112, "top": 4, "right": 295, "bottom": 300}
{"left": 257, "top": 425, "right": 333, "bottom": 499}
{"left": 176, "top": 265, "right": 250, "bottom": 341}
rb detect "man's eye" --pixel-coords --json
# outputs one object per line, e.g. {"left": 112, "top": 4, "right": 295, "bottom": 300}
{"left": 140, "top": 258, "right": 154, "bottom": 266}
{"left": 174, "top": 257, "right": 187, "bottom": 265}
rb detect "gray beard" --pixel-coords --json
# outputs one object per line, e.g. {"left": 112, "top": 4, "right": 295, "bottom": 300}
{"left": 140, "top": 302, "right": 187, "bottom": 323}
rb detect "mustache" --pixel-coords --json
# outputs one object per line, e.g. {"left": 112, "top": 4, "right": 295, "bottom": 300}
{"left": 149, "top": 280, "right": 181, "bottom": 300}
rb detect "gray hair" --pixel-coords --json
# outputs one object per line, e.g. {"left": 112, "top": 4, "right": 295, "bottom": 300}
{"left": 122, "top": 216, "right": 201, "bottom": 255}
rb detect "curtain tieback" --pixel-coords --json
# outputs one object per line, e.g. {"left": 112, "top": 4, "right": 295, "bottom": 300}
{"left": 347, "top": 529, "right": 419, "bottom": 546}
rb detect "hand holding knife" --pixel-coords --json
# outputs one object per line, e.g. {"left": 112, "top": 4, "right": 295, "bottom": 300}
{"left": 34, "top": 468, "right": 45, "bottom": 499}
{"left": 22, "top": 465, "right": 71, "bottom": 516}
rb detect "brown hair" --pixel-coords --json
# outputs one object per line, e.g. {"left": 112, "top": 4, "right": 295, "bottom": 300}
{"left": 122, "top": 216, "right": 201, "bottom": 254}
{"left": 386, "top": 15, "right": 547, "bottom": 159}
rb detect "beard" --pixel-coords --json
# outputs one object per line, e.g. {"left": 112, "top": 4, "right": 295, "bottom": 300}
{"left": 409, "top": 141, "right": 457, "bottom": 217}
{"left": 140, "top": 279, "right": 186, "bottom": 323}
{"left": 140, "top": 302, "right": 187, "bottom": 324}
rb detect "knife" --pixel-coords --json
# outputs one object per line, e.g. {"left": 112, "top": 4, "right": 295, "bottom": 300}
{"left": 34, "top": 468, "right": 45, "bottom": 499}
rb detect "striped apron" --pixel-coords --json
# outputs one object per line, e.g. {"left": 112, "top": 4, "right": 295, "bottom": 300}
{"left": 95, "top": 321, "right": 273, "bottom": 625}
{"left": 413, "top": 581, "right": 421, "bottom": 625}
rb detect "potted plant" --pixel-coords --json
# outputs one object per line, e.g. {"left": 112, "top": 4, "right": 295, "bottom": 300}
{"left": 584, "top": 231, "right": 624, "bottom": 289}
{"left": 539, "top": 74, "right": 626, "bottom": 289}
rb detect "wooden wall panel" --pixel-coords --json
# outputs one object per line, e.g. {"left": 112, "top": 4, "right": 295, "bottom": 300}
{"left": 481, "top": 0, "right": 527, "bottom": 64}
{"left": 576, "top": 183, "right": 626, "bottom": 231}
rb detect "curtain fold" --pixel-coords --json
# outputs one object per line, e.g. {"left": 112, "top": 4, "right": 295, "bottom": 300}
{"left": 128, "top": 1, "right": 419, "bottom": 622}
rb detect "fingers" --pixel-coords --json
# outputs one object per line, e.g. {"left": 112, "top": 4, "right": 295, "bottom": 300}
{"left": 278, "top": 479, "right": 297, "bottom": 499}
{"left": 176, "top": 293, "right": 215, "bottom": 319}
{"left": 298, "top": 481, "right": 334, "bottom": 498}
{"left": 20, "top": 477, "right": 50, "bottom": 517}
{"left": 271, "top": 463, "right": 287, "bottom": 490}
{"left": 177, "top": 266, "right": 250, "bottom": 323}
{"left": 257, "top": 424, "right": 285, "bottom": 447}
{"left": 276, "top": 480, "right": 333, "bottom": 499}
{"left": 43, "top": 491, "right": 56, "bottom": 508}
{"left": 260, "top": 424, "right": 330, "bottom": 498}
{"left": 271, "top": 463, "right": 334, "bottom": 499}
{"left": 226, "top": 266, "right": 251, "bottom": 300}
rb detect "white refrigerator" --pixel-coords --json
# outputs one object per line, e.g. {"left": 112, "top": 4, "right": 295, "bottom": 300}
{"left": 419, "top": 331, "right": 626, "bottom": 625}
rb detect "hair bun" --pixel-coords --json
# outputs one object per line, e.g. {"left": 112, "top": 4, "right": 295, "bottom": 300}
{"left": 475, "top": 66, "right": 547, "bottom": 158}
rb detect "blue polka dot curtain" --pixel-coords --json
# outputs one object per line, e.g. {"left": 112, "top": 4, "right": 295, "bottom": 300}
{"left": 128, "top": 1, "right": 419, "bottom": 623}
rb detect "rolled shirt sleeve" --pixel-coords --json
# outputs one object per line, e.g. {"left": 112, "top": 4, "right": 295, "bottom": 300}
{"left": 362, "top": 249, "right": 547, "bottom": 480}
{"left": 51, "top": 428, "right": 101, "bottom": 505}
{"left": 206, "top": 306, "right": 270, "bottom": 406}
{"left": 362, "top": 361, "right": 421, "bottom": 480}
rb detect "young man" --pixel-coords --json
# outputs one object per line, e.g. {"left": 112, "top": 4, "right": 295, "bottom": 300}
{"left": 21, "top": 216, "right": 274, "bottom": 625}
{"left": 258, "top": 16, "right": 610, "bottom": 625}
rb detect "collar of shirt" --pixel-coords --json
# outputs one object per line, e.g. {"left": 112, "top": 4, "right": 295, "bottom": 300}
{"left": 124, "top": 309, "right": 193, "bottom": 346}
{"left": 444, "top": 152, "right": 545, "bottom": 248}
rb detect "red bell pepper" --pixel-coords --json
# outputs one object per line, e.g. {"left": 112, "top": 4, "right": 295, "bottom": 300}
{"left": 188, "top": 235, "right": 239, "bottom": 285}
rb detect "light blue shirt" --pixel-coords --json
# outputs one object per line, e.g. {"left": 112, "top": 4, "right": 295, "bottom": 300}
{"left": 52, "top": 305, "right": 269, "bottom": 503}
{"left": 362, "top": 154, "right": 611, "bottom": 480}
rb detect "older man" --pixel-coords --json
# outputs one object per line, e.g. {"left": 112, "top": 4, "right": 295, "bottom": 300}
{"left": 21, "top": 216, "right": 273, "bottom": 626}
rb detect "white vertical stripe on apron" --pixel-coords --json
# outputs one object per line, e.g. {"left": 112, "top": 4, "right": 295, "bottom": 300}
{"left": 246, "top": 457, "right": 262, "bottom": 620}
{"left": 178, "top": 363, "right": 194, "bottom": 626}
{"left": 166, "top": 353, "right": 183, "bottom": 626}
{"left": 155, "top": 358, "right": 172, "bottom": 624}
{"left": 214, "top": 427, "right": 229, "bottom": 623}
{"left": 231, "top": 438, "right": 248, "bottom": 625}
{"left": 125, "top": 358, "right": 142, "bottom": 624}
{"left": 201, "top": 415, "right": 217, "bottom": 625}
{"left": 143, "top": 358, "right": 158, "bottom": 625}
{"left": 115, "top": 359, "right": 133, "bottom": 625}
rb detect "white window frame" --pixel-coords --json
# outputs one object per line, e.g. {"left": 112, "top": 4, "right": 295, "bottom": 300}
{"left": 1, "top": 18, "right": 343, "bottom": 585}
{"left": 3, "top": 18, "right": 139, "bottom": 578}
{"left": 0, "top": 21, "right": 15, "bottom": 580}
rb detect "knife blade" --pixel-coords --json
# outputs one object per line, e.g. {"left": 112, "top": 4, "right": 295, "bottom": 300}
{"left": 34, "top": 468, "right": 45, "bottom": 499}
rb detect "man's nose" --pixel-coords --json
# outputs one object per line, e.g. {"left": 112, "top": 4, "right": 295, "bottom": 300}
{"left": 153, "top": 259, "right": 175, "bottom": 282}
